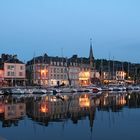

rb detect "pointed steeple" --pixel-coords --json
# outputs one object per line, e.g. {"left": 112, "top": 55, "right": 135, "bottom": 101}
{"left": 89, "top": 38, "right": 94, "bottom": 59}
{"left": 89, "top": 38, "right": 94, "bottom": 69}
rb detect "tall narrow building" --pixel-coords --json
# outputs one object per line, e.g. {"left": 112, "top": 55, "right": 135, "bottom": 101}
{"left": 89, "top": 38, "right": 94, "bottom": 70}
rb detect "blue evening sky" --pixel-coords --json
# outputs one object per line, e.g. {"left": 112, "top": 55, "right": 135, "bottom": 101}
{"left": 0, "top": 0, "right": 140, "bottom": 63}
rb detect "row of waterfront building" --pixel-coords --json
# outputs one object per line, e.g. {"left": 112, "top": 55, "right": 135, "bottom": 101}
{"left": 0, "top": 45, "right": 130, "bottom": 87}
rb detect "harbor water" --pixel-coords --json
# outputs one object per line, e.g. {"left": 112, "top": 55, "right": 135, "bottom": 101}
{"left": 0, "top": 91, "right": 140, "bottom": 140}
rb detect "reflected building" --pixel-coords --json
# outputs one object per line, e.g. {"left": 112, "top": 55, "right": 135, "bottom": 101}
{"left": 0, "top": 97, "right": 26, "bottom": 127}
{"left": 0, "top": 102, "right": 4, "bottom": 115}
{"left": 97, "top": 93, "right": 126, "bottom": 112}
{"left": 126, "top": 92, "right": 140, "bottom": 108}
{"left": 4, "top": 103, "right": 26, "bottom": 120}
{"left": 26, "top": 93, "right": 96, "bottom": 130}
{"left": 26, "top": 96, "right": 69, "bottom": 125}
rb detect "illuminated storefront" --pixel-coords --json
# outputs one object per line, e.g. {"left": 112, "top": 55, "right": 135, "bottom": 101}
{"left": 79, "top": 71, "right": 90, "bottom": 86}
{"left": 40, "top": 69, "right": 49, "bottom": 85}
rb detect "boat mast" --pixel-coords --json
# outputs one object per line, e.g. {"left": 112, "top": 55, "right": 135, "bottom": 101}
{"left": 113, "top": 56, "right": 115, "bottom": 81}
{"left": 128, "top": 62, "right": 130, "bottom": 78}
{"left": 100, "top": 59, "right": 103, "bottom": 84}
{"left": 33, "top": 52, "right": 36, "bottom": 85}
{"left": 108, "top": 53, "right": 111, "bottom": 83}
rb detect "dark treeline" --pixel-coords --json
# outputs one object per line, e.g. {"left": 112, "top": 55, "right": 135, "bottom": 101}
{"left": 95, "top": 59, "right": 140, "bottom": 81}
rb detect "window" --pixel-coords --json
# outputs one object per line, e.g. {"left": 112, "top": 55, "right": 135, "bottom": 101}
{"left": 54, "top": 74, "right": 56, "bottom": 79}
{"left": 7, "top": 65, "right": 10, "bottom": 69}
{"left": 19, "top": 105, "right": 23, "bottom": 109}
{"left": 61, "top": 75, "right": 63, "bottom": 79}
{"left": 19, "top": 72, "right": 23, "bottom": 76}
{"left": 20, "top": 66, "right": 24, "bottom": 70}
{"left": 51, "top": 68, "right": 53, "bottom": 73}
{"left": 7, "top": 72, "right": 10, "bottom": 76}
{"left": 54, "top": 68, "right": 56, "bottom": 73}
{"left": 37, "top": 73, "right": 40, "bottom": 79}
{"left": 7, "top": 65, "right": 14, "bottom": 70}
{"left": 61, "top": 68, "right": 63, "bottom": 73}
{"left": 64, "top": 68, "right": 67, "bottom": 73}
{"left": 37, "top": 65, "right": 40, "bottom": 70}
{"left": 11, "top": 72, "right": 15, "bottom": 76}
{"left": 64, "top": 75, "right": 67, "bottom": 79}
{"left": 11, "top": 65, "right": 14, "bottom": 69}
{"left": 57, "top": 68, "right": 59, "bottom": 73}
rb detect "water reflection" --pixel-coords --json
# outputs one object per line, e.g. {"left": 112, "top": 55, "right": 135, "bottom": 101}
{"left": 97, "top": 92, "right": 126, "bottom": 112}
{"left": 26, "top": 93, "right": 96, "bottom": 130}
{"left": 0, "top": 95, "right": 26, "bottom": 127}
{"left": 0, "top": 91, "right": 140, "bottom": 139}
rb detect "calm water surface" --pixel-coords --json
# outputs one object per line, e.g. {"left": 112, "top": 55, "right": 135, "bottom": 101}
{"left": 0, "top": 92, "right": 140, "bottom": 140}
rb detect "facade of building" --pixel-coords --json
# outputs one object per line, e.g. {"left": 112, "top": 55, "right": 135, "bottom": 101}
{"left": 116, "top": 71, "right": 126, "bottom": 81}
{"left": 0, "top": 54, "right": 26, "bottom": 86}
{"left": 100, "top": 70, "right": 127, "bottom": 84}
{"left": 0, "top": 70, "right": 4, "bottom": 86}
{"left": 26, "top": 44, "right": 97, "bottom": 86}
{"left": 26, "top": 55, "right": 69, "bottom": 86}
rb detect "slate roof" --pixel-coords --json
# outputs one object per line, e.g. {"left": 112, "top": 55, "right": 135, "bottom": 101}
{"left": 27, "top": 54, "right": 90, "bottom": 66}
{"left": 4, "top": 58, "right": 24, "bottom": 64}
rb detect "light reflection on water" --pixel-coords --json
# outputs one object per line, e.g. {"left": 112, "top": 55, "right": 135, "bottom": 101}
{"left": 0, "top": 91, "right": 140, "bottom": 140}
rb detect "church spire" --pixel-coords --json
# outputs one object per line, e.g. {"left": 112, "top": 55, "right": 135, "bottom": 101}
{"left": 89, "top": 38, "right": 94, "bottom": 68}
{"left": 89, "top": 38, "right": 94, "bottom": 59}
